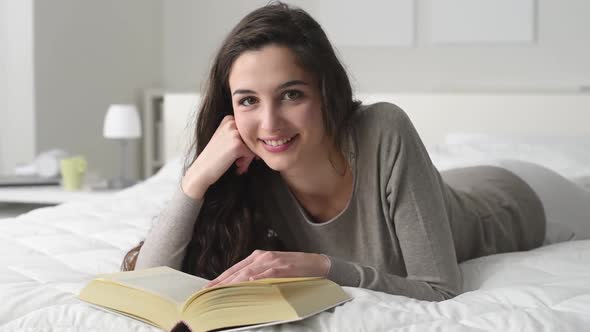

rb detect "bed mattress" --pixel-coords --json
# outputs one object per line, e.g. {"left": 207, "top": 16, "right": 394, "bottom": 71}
{"left": 1, "top": 160, "right": 589, "bottom": 331}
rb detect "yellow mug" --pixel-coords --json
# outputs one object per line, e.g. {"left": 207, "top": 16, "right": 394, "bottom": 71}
{"left": 60, "top": 156, "right": 87, "bottom": 191}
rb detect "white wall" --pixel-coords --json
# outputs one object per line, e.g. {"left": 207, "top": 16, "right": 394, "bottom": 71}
{"left": 163, "top": 0, "right": 590, "bottom": 93}
{"left": 33, "top": 0, "right": 163, "bottom": 180}
{"left": 163, "top": 0, "right": 314, "bottom": 91}
{"left": 0, "top": 0, "right": 36, "bottom": 175}
{"left": 2, "top": 0, "right": 588, "bottom": 178}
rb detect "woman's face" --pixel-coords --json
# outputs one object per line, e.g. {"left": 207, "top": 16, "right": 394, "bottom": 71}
{"left": 229, "top": 45, "right": 328, "bottom": 172}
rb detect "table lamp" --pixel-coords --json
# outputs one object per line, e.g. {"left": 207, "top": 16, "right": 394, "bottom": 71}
{"left": 103, "top": 104, "right": 142, "bottom": 189}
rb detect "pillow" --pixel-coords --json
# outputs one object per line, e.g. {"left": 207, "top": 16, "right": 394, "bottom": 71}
{"left": 435, "top": 157, "right": 589, "bottom": 243}
{"left": 571, "top": 175, "right": 590, "bottom": 192}
{"left": 428, "top": 134, "right": 590, "bottom": 243}
{"left": 445, "top": 132, "right": 589, "bottom": 146}
{"left": 149, "top": 158, "right": 183, "bottom": 182}
{"left": 543, "top": 221, "right": 576, "bottom": 245}
{"left": 435, "top": 132, "right": 590, "bottom": 179}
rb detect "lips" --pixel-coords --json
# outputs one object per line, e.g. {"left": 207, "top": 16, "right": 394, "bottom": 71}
{"left": 260, "top": 134, "right": 298, "bottom": 153}
{"left": 261, "top": 135, "right": 296, "bottom": 147}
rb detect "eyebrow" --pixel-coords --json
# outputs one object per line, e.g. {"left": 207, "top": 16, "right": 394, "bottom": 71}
{"left": 232, "top": 80, "right": 308, "bottom": 96}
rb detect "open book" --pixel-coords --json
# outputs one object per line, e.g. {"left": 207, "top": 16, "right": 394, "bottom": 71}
{"left": 79, "top": 266, "right": 352, "bottom": 332}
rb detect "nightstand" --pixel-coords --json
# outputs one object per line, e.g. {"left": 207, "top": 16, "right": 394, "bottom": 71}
{"left": 0, "top": 185, "right": 117, "bottom": 219}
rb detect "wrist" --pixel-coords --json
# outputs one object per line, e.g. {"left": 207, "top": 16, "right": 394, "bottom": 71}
{"left": 318, "top": 254, "right": 332, "bottom": 278}
{"left": 181, "top": 174, "right": 210, "bottom": 201}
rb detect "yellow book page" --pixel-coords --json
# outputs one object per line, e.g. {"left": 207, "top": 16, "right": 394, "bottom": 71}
{"left": 181, "top": 276, "right": 322, "bottom": 310}
{"left": 276, "top": 279, "right": 352, "bottom": 317}
{"left": 103, "top": 266, "right": 209, "bottom": 304}
{"left": 182, "top": 286, "right": 298, "bottom": 332}
{"left": 80, "top": 279, "right": 179, "bottom": 331}
{"left": 247, "top": 277, "right": 323, "bottom": 284}
{"left": 81, "top": 267, "right": 209, "bottom": 331}
{"left": 181, "top": 278, "right": 351, "bottom": 332}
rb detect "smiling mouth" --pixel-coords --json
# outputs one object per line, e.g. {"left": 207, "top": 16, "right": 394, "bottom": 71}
{"left": 260, "top": 135, "right": 297, "bottom": 147}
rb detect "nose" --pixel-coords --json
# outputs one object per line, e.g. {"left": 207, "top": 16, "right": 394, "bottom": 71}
{"left": 259, "top": 101, "right": 282, "bottom": 132}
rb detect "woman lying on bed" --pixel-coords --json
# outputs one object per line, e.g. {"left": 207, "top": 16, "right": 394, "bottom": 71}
{"left": 122, "top": 2, "right": 548, "bottom": 301}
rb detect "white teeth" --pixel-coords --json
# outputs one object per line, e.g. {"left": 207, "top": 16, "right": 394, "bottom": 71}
{"left": 263, "top": 136, "right": 293, "bottom": 147}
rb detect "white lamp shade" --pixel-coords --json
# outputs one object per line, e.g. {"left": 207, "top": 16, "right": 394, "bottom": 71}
{"left": 103, "top": 104, "right": 142, "bottom": 139}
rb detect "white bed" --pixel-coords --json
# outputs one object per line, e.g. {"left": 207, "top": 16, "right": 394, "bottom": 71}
{"left": 2, "top": 92, "right": 590, "bottom": 331}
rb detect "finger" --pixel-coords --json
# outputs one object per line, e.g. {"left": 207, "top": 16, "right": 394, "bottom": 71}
{"left": 249, "top": 266, "right": 290, "bottom": 281}
{"left": 214, "top": 253, "right": 281, "bottom": 286}
{"left": 234, "top": 139, "right": 256, "bottom": 174}
{"left": 206, "top": 262, "right": 252, "bottom": 287}
{"left": 220, "top": 115, "right": 234, "bottom": 124}
{"left": 206, "top": 251, "right": 261, "bottom": 286}
{"left": 236, "top": 154, "right": 255, "bottom": 175}
{"left": 217, "top": 116, "right": 236, "bottom": 133}
{"left": 210, "top": 264, "right": 260, "bottom": 287}
{"left": 211, "top": 116, "right": 235, "bottom": 140}
{"left": 215, "top": 269, "right": 255, "bottom": 286}
{"left": 216, "top": 260, "right": 278, "bottom": 286}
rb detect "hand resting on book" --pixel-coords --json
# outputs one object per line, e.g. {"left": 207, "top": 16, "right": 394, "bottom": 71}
{"left": 205, "top": 250, "right": 331, "bottom": 288}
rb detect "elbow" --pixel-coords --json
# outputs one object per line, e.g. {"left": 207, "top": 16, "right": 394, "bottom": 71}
{"left": 436, "top": 288, "right": 459, "bottom": 301}
{"left": 431, "top": 279, "right": 462, "bottom": 301}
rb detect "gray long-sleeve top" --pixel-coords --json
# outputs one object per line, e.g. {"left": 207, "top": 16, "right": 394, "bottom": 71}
{"left": 136, "top": 102, "right": 545, "bottom": 301}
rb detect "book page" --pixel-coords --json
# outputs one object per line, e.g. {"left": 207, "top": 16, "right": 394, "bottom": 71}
{"left": 104, "top": 266, "right": 209, "bottom": 304}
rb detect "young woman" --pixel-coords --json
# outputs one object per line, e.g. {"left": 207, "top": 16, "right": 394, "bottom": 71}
{"left": 122, "top": 2, "right": 547, "bottom": 301}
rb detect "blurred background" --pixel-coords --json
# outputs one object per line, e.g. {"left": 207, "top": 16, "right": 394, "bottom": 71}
{"left": 1, "top": 0, "right": 588, "bottom": 182}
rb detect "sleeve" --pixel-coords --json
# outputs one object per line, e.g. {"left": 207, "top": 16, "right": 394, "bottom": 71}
{"left": 326, "top": 104, "right": 462, "bottom": 301}
{"left": 135, "top": 185, "right": 203, "bottom": 270}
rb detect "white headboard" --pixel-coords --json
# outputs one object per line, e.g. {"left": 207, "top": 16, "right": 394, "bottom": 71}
{"left": 159, "top": 92, "right": 590, "bottom": 164}
{"left": 161, "top": 93, "right": 201, "bottom": 163}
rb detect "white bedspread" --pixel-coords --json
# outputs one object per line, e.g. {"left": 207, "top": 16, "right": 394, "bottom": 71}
{"left": 2, "top": 159, "right": 590, "bottom": 332}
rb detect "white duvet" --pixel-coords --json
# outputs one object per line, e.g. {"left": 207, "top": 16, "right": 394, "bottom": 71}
{"left": 2, "top": 157, "right": 590, "bottom": 332}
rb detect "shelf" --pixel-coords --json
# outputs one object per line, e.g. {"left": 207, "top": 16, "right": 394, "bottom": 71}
{"left": 0, "top": 186, "right": 116, "bottom": 204}
{"left": 142, "top": 88, "right": 165, "bottom": 179}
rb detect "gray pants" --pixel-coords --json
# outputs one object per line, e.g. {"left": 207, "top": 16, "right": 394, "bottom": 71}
{"left": 441, "top": 164, "right": 546, "bottom": 262}
{"left": 492, "top": 159, "right": 590, "bottom": 243}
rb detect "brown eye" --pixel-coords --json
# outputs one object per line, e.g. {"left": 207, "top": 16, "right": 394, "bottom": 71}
{"left": 239, "top": 96, "right": 258, "bottom": 106}
{"left": 283, "top": 90, "right": 302, "bottom": 101}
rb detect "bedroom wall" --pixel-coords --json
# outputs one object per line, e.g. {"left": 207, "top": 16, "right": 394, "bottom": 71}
{"left": 2, "top": 0, "right": 588, "bottom": 179}
{"left": 0, "top": 0, "right": 163, "bottom": 180}
{"left": 162, "top": 0, "right": 590, "bottom": 93}
{"left": 0, "top": 0, "right": 36, "bottom": 175}
{"left": 33, "top": 0, "right": 163, "bottom": 181}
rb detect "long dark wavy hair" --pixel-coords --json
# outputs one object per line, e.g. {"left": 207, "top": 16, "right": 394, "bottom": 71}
{"left": 122, "top": 2, "right": 360, "bottom": 279}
